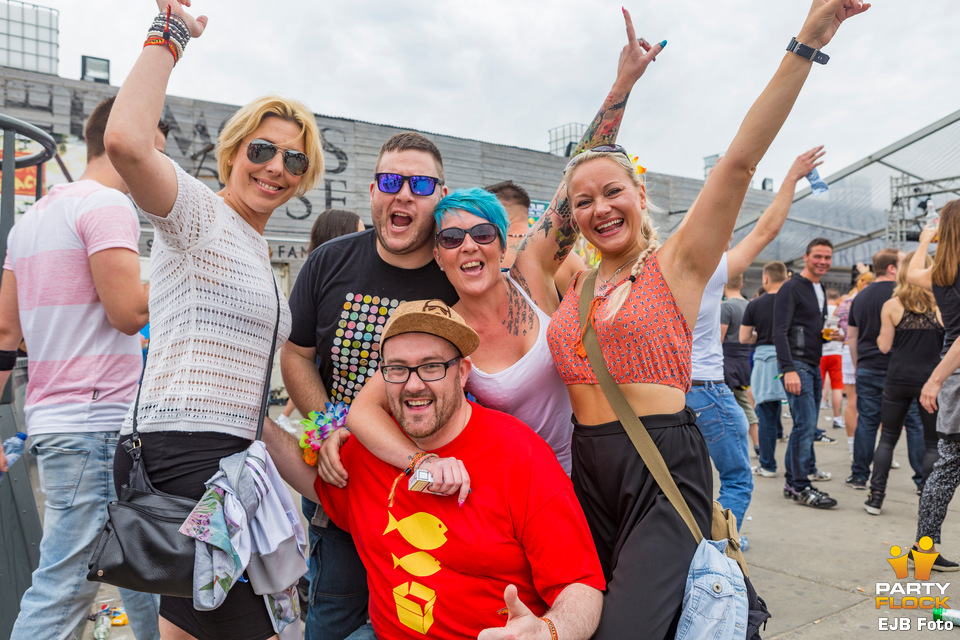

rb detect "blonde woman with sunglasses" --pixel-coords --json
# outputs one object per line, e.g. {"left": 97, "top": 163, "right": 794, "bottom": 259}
{"left": 546, "top": 2, "right": 868, "bottom": 637}
{"left": 104, "top": 1, "right": 324, "bottom": 638}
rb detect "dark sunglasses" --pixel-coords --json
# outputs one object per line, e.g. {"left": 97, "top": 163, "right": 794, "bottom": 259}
{"left": 375, "top": 173, "right": 444, "bottom": 197}
{"left": 564, "top": 143, "right": 630, "bottom": 170}
{"left": 436, "top": 223, "right": 500, "bottom": 250}
{"left": 246, "top": 139, "right": 310, "bottom": 176}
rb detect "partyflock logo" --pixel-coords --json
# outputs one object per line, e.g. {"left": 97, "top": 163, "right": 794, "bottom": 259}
{"left": 875, "top": 536, "right": 951, "bottom": 631}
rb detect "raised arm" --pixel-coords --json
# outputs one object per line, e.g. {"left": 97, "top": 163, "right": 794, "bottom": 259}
{"left": 511, "top": 8, "right": 663, "bottom": 312}
{"left": 726, "top": 147, "right": 825, "bottom": 277}
{"left": 906, "top": 226, "right": 936, "bottom": 290}
{"left": 661, "top": 0, "right": 868, "bottom": 302}
{"left": 104, "top": 1, "right": 208, "bottom": 216}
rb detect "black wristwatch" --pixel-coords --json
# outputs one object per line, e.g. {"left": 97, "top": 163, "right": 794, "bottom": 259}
{"left": 786, "top": 37, "right": 829, "bottom": 65}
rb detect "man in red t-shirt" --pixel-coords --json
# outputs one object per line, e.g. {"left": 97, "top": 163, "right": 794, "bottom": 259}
{"left": 271, "top": 299, "right": 604, "bottom": 640}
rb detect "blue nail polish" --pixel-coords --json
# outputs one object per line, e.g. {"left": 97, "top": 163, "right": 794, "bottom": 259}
{"left": 660, "top": 40, "right": 667, "bottom": 49}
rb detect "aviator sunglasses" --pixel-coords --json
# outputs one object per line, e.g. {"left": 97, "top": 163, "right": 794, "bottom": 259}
{"left": 436, "top": 223, "right": 500, "bottom": 250}
{"left": 245, "top": 139, "right": 310, "bottom": 176}
{"left": 375, "top": 173, "right": 444, "bottom": 197}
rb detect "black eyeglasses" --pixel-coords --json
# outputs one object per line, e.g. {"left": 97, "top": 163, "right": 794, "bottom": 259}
{"left": 381, "top": 358, "right": 461, "bottom": 384}
{"left": 564, "top": 144, "right": 631, "bottom": 170}
{"left": 436, "top": 223, "right": 500, "bottom": 250}
{"left": 375, "top": 173, "right": 444, "bottom": 197}
{"left": 246, "top": 139, "right": 310, "bottom": 176}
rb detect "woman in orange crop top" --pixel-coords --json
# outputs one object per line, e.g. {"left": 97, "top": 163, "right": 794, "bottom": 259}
{"left": 547, "top": 2, "right": 869, "bottom": 638}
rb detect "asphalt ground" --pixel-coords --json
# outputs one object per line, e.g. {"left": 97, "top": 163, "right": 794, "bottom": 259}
{"left": 79, "top": 403, "right": 960, "bottom": 639}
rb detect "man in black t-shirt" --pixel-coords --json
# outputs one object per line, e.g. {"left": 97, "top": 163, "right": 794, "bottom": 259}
{"left": 846, "top": 248, "right": 924, "bottom": 489}
{"left": 281, "top": 132, "right": 459, "bottom": 640}
{"left": 741, "top": 261, "right": 788, "bottom": 478}
{"left": 773, "top": 239, "right": 838, "bottom": 508}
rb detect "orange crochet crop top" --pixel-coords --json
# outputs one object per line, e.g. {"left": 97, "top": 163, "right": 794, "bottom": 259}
{"left": 547, "top": 252, "right": 692, "bottom": 392}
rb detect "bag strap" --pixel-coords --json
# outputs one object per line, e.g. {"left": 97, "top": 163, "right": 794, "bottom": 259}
{"left": 577, "top": 269, "right": 704, "bottom": 545}
{"left": 130, "top": 276, "right": 282, "bottom": 446}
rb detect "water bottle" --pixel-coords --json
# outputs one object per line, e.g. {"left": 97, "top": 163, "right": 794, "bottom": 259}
{"left": 93, "top": 613, "right": 112, "bottom": 640}
{"left": 933, "top": 607, "right": 960, "bottom": 625}
{"left": 0, "top": 432, "right": 27, "bottom": 486}
{"left": 806, "top": 168, "right": 829, "bottom": 195}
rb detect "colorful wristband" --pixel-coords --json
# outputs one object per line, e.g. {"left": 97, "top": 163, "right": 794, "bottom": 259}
{"left": 540, "top": 617, "right": 559, "bottom": 640}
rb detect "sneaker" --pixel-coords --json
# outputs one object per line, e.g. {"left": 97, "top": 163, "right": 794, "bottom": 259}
{"left": 753, "top": 445, "right": 760, "bottom": 457}
{"left": 794, "top": 487, "right": 838, "bottom": 509}
{"left": 814, "top": 431, "right": 837, "bottom": 444}
{"left": 275, "top": 413, "right": 297, "bottom": 435}
{"left": 891, "top": 459, "right": 901, "bottom": 469}
{"left": 864, "top": 491, "right": 884, "bottom": 515}
{"left": 808, "top": 470, "right": 832, "bottom": 482}
{"left": 917, "top": 482, "right": 925, "bottom": 496}
{"left": 753, "top": 465, "right": 777, "bottom": 478}
{"left": 783, "top": 484, "right": 798, "bottom": 499}
{"left": 845, "top": 475, "right": 867, "bottom": 490}
{"left": 909, "top": 549, "right": 960, "bottom": 572}
{"left": 833, "top": 417, "right": 846, "bottom": 429}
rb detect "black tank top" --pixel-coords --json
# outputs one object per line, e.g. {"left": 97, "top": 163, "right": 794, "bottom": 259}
{"left": 933, "top": 273, "right": 960, "bottom": 356}
{"left": 887, "top": 309, "right": 944, "bottom": 386}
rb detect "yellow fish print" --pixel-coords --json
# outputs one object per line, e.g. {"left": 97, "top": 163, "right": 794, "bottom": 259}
{"left": 384, "top": 511, "right": 448, "bottom": 550}
{"left": 392, "top": 551, "right": 441, "bottom": 577}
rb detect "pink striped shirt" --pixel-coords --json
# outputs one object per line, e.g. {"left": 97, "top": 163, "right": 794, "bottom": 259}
{"left": 3, "top": 180, "right": 142, "bottom": 434}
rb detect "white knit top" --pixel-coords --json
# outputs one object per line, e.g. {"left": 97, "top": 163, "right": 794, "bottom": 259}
{"left": 122, "top": 158, "right": 291, "bottom": 439}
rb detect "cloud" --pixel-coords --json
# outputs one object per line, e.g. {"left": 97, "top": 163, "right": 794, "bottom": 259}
{"left": 42, "top": 0, "right": 960, "bottom": 186}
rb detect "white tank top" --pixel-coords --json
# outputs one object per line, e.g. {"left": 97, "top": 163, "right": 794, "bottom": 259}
{"left": 466, "top": 274, "right": 574, "bottom": 474}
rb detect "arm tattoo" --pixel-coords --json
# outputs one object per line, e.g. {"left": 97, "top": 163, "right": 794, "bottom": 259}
{"left": 503, "top": 279, "right": 536, "bottom": 338}
{"left": 529, "top": 88, "right": 632, "bottom": 268}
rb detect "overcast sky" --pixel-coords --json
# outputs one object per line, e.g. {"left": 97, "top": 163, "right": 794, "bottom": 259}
{"left": 40, "top": 0, "right": 959, "bottom": 189}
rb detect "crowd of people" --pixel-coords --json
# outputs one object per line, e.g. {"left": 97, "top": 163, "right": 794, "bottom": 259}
{"left": 15, "top": 0, "right": 960, "bottom": 638}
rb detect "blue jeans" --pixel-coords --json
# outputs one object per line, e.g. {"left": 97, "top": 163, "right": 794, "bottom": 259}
{"left": 302, "top": 497, "right": 369, "bottom": 640}
{"left": 904, "top": 402, "right": 926, "bottom": 487}
{"left": 783, "top": 362, "right": 822, "bottom": 492}
{"left": 12, "top": 432, "right": 160, "bottom": 640}
{"left": 756, "top": 401, "right": 781, "bottom": 473}
{"left": 345, "top": 623, "right": 378, "bottom": 640}
{"left": 687, "top": 382, "right": 753, "bottom": 527}
{"left": 855, "top": 376, "right": 925, "bottom": 486}
{"left": 852, "top": 368, "right": 886, "bottom": 481}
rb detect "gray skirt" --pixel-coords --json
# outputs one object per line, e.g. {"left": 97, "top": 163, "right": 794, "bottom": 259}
{"left": 936, "top": 371, "right": 960, "bottom": 441}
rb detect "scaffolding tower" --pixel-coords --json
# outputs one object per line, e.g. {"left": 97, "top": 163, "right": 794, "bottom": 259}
{"left": 886, "top": 174, "right": 960, "bottom": 249}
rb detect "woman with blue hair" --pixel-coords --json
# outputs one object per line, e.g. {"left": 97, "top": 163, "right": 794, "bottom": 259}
{"left": 329, "top": 9, "right": 658, "bottom": 489}
{"left": 425, "top": 186, "right": 575, "bottom": 471}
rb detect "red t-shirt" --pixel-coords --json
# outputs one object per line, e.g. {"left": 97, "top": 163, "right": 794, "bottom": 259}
{"left": 315, "top": 402, "right": 605, "bottom": 640}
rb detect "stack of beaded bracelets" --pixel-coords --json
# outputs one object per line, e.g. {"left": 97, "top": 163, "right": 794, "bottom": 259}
{"left": 144, "top": 7, "right": 190, "bottom": 64}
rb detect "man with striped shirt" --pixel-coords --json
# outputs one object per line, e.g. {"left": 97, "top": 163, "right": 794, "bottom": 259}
{"left": 0, "top": 97, "right": 166, "bottom": 639}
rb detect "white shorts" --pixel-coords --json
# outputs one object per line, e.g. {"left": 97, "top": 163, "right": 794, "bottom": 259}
{"left": 841, "top": 344, "right": 855, "bottom": 386}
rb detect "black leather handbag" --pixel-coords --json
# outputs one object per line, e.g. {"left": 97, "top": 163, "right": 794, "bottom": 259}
{"left": 87, "top": 282, "right": 282, "bottom": 597}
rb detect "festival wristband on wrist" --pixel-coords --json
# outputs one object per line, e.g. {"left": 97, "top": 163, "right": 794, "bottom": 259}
{"left": 541, "top": 617, "right": 559, "bottom": 640}
{"left": 144, "top": 7, "right": 190, "bottom": 64}
{"left": 388, "top": 452, "right": 439, "bottom": 507}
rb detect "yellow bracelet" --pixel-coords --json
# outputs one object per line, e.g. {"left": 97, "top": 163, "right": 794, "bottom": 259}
{"left": 540, "top": 617, "right": 558, "bottom": 640}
